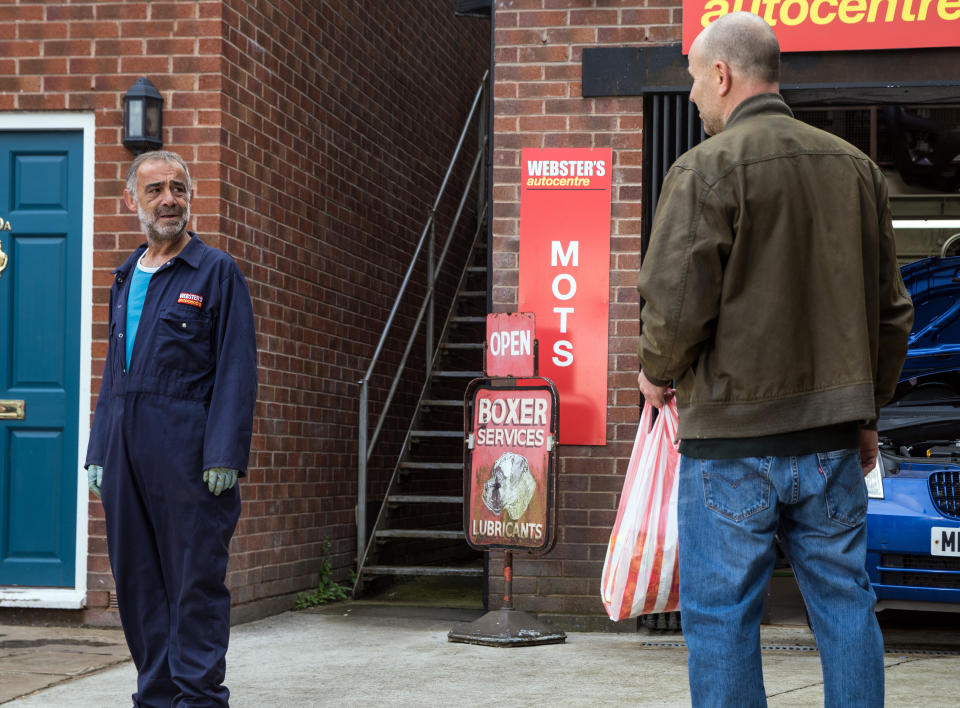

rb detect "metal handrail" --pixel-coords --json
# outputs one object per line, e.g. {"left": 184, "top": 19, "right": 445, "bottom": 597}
{"left": 357, "top": 71, "right": 489, "bottom": 566}
{"left": 353, "top": 203, "right": 487, "bottom": 594}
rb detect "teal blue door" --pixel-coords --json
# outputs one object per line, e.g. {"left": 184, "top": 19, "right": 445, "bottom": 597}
{"left": 0, "top": 131, "right": 83, "bottom": 587}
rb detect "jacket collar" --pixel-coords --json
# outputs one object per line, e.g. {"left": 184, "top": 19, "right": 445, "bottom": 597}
{"left": 113, "top": 231, "right": 204, "bottom": 276}
{"left": 725, "top": 93, "right": 793, "bottom": 131}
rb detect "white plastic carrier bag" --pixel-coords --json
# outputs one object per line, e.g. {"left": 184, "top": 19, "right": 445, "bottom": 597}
{"left": 601, "top": 398, "right": 681, "bottom": 621}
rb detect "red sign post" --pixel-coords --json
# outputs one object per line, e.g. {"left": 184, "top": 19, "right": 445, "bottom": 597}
{"left": 519, "top": 148, "right": 612, "bottom": 446}
{"left": 449, "top": 317, "right": 565, "bottom": 646}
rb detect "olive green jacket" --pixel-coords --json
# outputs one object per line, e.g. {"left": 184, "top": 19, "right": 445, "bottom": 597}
{"left": 637, "top": 93, "right": 914, "bottom": 439}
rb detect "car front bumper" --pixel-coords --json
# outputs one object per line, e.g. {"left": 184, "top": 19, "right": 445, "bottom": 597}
{"left": 867, "top": 466, "right": 960, "bottom": 604}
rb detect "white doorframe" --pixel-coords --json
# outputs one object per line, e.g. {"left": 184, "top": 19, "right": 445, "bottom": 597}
{"left": 0, "top": 112, "right": 95, "bottom": 609}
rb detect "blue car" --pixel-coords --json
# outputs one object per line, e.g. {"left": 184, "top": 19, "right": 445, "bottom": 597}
{"left": 867, "top": 255, "right": 960, "bottom": 610}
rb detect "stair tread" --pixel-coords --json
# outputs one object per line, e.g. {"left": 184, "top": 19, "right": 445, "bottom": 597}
{"left": 363, "top": 565, "right": 484, "bottom": 577}
{"left": 432, "top": 370, "right": 483, "bottom": 377}
{"left": 400, "top": 462, "right": 463, "bottom": 470}
{"left": 422, "top": 399, "right": 465, "bottom": 406}
{"left": 410, "top": 430, "right": 464, "bottom": 437}
{"left": 441, "top": 342, "right": 483, "bottom": 349}
{"left": 375, "top": 529, "right": 464, "bottom": 539}
{"left": 451, "top": 315, "right": 485, "bottom": 322}
{"left": 388, "top": 494, "right": 463, "bottom": 504}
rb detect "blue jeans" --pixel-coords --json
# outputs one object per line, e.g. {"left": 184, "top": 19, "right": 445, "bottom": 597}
{"left": 678, "top": 451, "right": 884, "bottom": 707}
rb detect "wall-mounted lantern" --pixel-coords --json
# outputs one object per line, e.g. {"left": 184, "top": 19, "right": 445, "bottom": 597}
{"left": 122, "top": 77, "right": 163, "bottom": 155}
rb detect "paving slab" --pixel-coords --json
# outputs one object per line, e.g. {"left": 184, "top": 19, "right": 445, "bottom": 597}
{"left": 0, "top": 624, "right": 128, "bottom": 704}
{"left": 5, "top": 605, "right": 960, "bottom": 707}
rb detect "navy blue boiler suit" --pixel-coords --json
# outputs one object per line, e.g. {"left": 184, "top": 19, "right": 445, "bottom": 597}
{"left": 86, "top": 234, "right": 257, "bottom": 708}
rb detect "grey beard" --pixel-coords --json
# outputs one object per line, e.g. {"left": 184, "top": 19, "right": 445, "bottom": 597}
{"left": 137, "top": 203, "right": 189, "bottom": 243}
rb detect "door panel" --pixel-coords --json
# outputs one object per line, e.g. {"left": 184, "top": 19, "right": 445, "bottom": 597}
{"left": 0, "top": 131, "right": 82, "bottom": 587}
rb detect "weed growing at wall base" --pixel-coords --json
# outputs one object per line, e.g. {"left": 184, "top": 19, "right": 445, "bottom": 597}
{"left": 294, "top": 541, "right": 352, "bottom": 609}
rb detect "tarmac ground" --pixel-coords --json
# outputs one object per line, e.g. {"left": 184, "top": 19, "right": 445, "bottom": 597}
{"left": 3, "top": 599, "right": 960, "bottom": 707}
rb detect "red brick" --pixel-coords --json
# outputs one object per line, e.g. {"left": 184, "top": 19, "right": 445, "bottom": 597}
{"left": 150, "top": 3, "right": 199, "bottom": 20}
{"left": 94, "top": 39, "right": 144, "bottom": 56}
{"left": 69, "top": 22, "right": 121, "bottom": 39}
{"left": 544, "top": 27, "right": 597, "bottom": 44}
{"left": 648, "top": 25, "right": 683, "bottom": 42}
{"left": 3, "top": 40, "right": 42, "bottom": 57}
{"left": 496, "top": 64, "right": 543, "bottom": 81}
{"left": 4, "top": 76, "right": 42, "bottom": 92}
{"left": 18, "top": 22, "right": 68, "bottom": 40}
{"left": 597, "top": 27, "right": 649, "bottom": 43}
{"left": 518, "top": 45, "right": 569, "bottom": 63}
{"left": 517, "top": 81, "right": 568, "bottom": 98}
{"left": 494, "top": 28, "right": 545, "bottom": 46}
{"left": 622, "top": 8, "right": 674, "bottom": 25}
{"left": 42, "top": 41, "right": 92, "bottom": 60}
{"left": 44, "top": 75, "right": 94, "bottom": 92}
{"left": 517, "top": 11, "right": 569, "bottom": 27}
{"left": 145, "top": 38, "right": 197, "bottom": 55}
{"left": 120, "top": 56, "right": 172, "bottom": 74}
{"left": 569, "top": 9, "right": 621, "bottom": 25}
{"left": 0, "top": 6, "right": 43, "bottom": 22}
{"left": 173, "top": 20, "right": 221, "bottom": 37}
{"left": 518, "top": 115, "right": 566, "bottom": 131}
{"left": 46, "top": 5, "right": 95, "bottom": 21}
{"left": 172, "top": 55, "right": 222, "bottom": 73}
{"left": 19, "top": 93, "right": 66, "bottom": 110}
{"left": 69, "top": 57, "right": 120, "bottom": 74}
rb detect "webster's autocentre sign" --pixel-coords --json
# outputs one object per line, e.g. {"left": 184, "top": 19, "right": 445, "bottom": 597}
{"left": 682, "top": 0, "right": 960, "bottom": 52}
{"left": 518, "top": 148, "right": 612, "bottom": 446}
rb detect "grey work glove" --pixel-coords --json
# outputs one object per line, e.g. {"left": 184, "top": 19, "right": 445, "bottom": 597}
{"left": 87, "top": 465, "right": 103, "bottom": 499}
{"left": 203, "top": 467, "right": 238, "bottom": 496}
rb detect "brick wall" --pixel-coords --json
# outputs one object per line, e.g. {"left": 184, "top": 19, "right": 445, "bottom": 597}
{"left": 2, "top": 0, "right": 488, "bottom": 622}
{"left": 216, "top": 0, "right": 489, "bottom": 613}
{"left": 489, "top": 0, "right": 682, "bottom": 630}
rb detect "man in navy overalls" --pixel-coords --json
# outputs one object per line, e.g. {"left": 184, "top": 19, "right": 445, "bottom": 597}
{"left": 86, "top": 150, "right": 257, "bottom": 707}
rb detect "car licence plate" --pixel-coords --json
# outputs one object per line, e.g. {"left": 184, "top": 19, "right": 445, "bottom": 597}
{"left": 931, "top": 526, "right": 960, "bottom": 556}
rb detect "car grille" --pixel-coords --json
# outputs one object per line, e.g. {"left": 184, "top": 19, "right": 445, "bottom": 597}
{"left": 880, "top": 554, "right": 960, "bottom": 589}
{"left": 929, "top": 471, "right": 960, "bottom": 520}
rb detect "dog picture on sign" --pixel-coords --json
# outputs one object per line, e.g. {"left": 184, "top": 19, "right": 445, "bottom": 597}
{"left": 482, "top": 451, "right": 536, "bottom": 521}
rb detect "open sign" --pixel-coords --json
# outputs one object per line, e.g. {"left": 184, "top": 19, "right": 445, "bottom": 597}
{"left": 485, "top": 313, "right": 537, "bottom": 377}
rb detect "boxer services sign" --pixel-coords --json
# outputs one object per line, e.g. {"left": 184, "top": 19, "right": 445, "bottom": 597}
{"left": 682, "top": 0, "right": 960, "bottom": 52}
{"left": 519, "top": 148, "right": 612, "bottom": 446}
{"left": 464, "top": 384, "right": 557, "bottom": 552}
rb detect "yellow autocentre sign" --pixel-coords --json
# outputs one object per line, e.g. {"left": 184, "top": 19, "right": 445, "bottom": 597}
{"left": 682, "top": 0, "right": 960, "bottom": 52}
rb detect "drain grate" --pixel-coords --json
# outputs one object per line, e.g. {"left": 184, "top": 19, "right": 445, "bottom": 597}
{"left": 638, "top": 640, "right": 960, "bottom": 656}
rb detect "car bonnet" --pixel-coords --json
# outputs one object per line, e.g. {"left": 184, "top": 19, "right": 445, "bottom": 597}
{"left": 899, "top": 255, "right": 960, "bottom": 382}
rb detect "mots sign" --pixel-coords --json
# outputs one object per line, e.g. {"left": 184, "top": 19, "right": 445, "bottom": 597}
{"left": 519, "top": 148, "right": 612, "bottom": 446}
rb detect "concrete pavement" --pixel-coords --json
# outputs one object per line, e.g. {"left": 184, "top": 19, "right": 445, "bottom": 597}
{"left": 4, "top": 603, "right": 960, "bottom": 707}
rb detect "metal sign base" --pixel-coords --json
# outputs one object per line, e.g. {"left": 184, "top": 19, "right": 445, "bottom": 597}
{"left": 447, "top": 608, "right": 566, "bottom": 647}
{"left": 447, "top": 550, "right": 565, "bottom": 647}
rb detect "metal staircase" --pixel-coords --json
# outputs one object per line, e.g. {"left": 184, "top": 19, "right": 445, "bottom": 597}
{"left": 353, "top": 72, "right": 489, "bottom": 597}
{"left": 355, "top": 245, "right": 487, "bottom": 589}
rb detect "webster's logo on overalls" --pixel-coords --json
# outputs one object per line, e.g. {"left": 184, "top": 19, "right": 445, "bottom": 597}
{"left": 178, "top": 292, "right": 204, "bottom": 308}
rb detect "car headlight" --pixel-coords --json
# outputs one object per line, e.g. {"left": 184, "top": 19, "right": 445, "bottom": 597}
{"left": 865, "top": 456, "right": 884, "bottom": 499}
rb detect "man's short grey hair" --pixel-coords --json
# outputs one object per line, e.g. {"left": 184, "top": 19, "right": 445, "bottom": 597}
{"left": 125, "top": 150, "right": 192, "bottom": 196}
{"left": 699, "top": 12, "right": 780, "bottom": 85}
